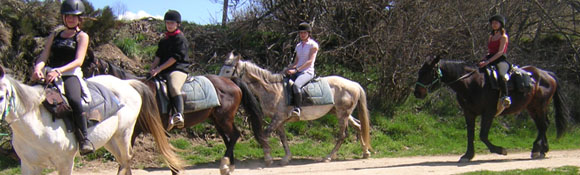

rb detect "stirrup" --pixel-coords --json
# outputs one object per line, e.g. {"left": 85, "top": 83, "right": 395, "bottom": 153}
{"left": 169, "top": 113, "right": 185, "bottom": 129}
{"left": 79, "top": 139, "right": 95, "bottom": 155}
{"left": 291, "top": 107, "right": 301, "bottom": 117}
{"left": 502, "top": 96, "right": 511, "bottom": 108}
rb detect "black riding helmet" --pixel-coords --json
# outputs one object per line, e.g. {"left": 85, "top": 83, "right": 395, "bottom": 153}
{"left": 298, "top": 22, "right": 311, "bottom": 33}
{"left": 489, "top": 14, "right": 505, "bottom": 27}
{"left": 164, "top": 10, "right": 181, "bottom": 23}
{"left": 61, "top": 0, "right": 85, "bottom": 15}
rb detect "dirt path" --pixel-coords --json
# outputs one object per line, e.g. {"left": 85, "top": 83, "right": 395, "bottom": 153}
{"left": 69, "top": 149, "right": 580, "bottom": 175}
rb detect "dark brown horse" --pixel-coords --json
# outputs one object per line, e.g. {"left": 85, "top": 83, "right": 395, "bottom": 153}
{"left": 413, "top": 56, "right": 569, "bottom": 163}
{"left": 83, "top": 58, "right": 267, "bottom": 175}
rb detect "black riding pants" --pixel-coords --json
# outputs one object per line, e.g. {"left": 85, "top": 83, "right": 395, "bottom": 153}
{"left": 62, "top": 76, "right": 87, "bottom": 134}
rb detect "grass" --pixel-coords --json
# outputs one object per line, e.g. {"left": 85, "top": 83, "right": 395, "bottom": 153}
{"left": 1, "top": 89, "right": 580, "bottom": 173}
{"left": 461, "top": 166, "right": 579, "bottom": 175}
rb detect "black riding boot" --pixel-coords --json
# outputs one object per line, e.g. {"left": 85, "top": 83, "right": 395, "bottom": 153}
{"left": 291, "top": 85, "right": 302, "bottom": 117}
{"left": 169, "top": 95, "right": 185, "bottom": 130}
{"left": 496, "top": 78, "right": 511, "bottom": 116}
{"left": 500, "top": 78, "right": 511, "bottom": 107}
{"left": 73, "top": 115, "right": 94, "bottom": 155}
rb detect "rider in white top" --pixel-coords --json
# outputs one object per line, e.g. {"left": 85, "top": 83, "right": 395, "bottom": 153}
{"left": 285, "top": 22, "right": 319, "bottom": 117}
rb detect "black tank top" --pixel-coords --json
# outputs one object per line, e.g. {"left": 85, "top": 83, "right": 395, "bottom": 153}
{"left": 48, "top": 30, "right": 81, "bottom": 68}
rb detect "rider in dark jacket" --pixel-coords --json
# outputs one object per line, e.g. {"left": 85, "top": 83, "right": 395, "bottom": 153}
{"left": 149, "top": 10, "right": 190, "bottom": 130}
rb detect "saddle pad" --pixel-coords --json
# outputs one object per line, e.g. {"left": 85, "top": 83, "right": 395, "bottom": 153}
{"left": 182, "top": 76, "right": 221, "bottom": 112}
{"left": 285, "top": 78, "right": 335, "bottom": 106}
{"left": 484, "top": 66, "right": 534, "bottom": 93}
{"left": 83, "top": 81, "right": 123, "bottom": 123}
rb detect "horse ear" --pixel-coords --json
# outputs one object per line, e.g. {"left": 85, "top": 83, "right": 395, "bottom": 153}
{"left": 430, "top": 55, "right": 441, "bottom": 66}
{"left": 0, "top": 65, "right": 4, "bottom": 79}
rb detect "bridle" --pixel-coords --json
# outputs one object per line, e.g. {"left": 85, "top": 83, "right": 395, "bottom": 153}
{"left": 415, "top": 64, "right": 476, "bottom": 90}
{"left": 1, "top": 84, "right": 15, "bottom": 123}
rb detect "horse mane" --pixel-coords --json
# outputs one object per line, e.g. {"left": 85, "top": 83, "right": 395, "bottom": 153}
{"left": 439, "top": 60, "right": 478, "bottom": 79}
{"left": 5, "top": 76, "right": 41, "bottom": 112}
{"left": 240, "top": 60, "right": 284, "bottom": 83}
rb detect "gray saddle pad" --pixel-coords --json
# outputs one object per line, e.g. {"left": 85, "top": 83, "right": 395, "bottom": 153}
{"left": 182, "top": 76, "right": 221, "bottom": 112}
{"left": 156, "top": 75, "right": 221, "bottom": 114}
{"left": 286, "top": 78, "right": 334, "bottom": 106}
{"left": 83, "top": 81, "right": 123, "bottom": 124}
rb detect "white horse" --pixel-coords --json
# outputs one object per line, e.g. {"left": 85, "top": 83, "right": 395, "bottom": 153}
{"left": 219, "top": 53, "right": 372, "bottom": 165}
{"left": 0, "top": 66, "right": 183, "bottom": 175}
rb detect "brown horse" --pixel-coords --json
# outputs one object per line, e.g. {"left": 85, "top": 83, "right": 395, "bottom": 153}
{"left": 83, "top": 58, "right": 267, "bottom": 175}
{"left": 413, "top": 56, "right": 569, "bottom": 162}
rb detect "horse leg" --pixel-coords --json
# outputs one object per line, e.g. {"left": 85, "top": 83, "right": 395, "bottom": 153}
{"left": 104, "top": 134, "right": 133, "bottom": 175}
{"left": 20, "top": 162, "right": 43, "bottom": 175}
{"left": 479, "top": 113, "right": 507, "bottom": 155}
{"left": 214, "top": 116, "right": 240, "bottom": 175}
{"left": 55, "top": 155, "right": 75, "bottom": 175}
{"left": 276, "top": 126, "right": 292, "bottom": 166}
{"left": 265, "top": 114, "right": 291, "bottom": 137}
{"left": 529, "top": 110, "right": 549, "bottom": 159}
{"left": 324, "top": 115, "right": 349, "bottom": 162}
{"left": 459, "top": 112, "right": 476, "bottom": 163}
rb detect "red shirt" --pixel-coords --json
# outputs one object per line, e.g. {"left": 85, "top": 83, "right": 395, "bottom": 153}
{"left": 487, "top": 36, "right": 508, "bottom": 55}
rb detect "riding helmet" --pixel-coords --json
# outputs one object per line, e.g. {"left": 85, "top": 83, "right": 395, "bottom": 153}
{"left": 489, "top": 14, "right": 505, "bottom": 27}
{"left": 61, "top": 0, "right": 85, "bottom": 15}
{"left": 164, "top": 10, "right": 182, "bottom": 23}
{"left": 298, "top": 22, "right": 312, "bottom": 32}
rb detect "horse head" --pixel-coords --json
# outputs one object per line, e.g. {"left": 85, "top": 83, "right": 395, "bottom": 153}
{"left": 219, "top": 51, "right": 243, "bottom": 78}
{"left": 0, "top": 66, "right": 8, "bottom": 119}
{"left": 414, "top": 55, "right": 442, "bottom": 99}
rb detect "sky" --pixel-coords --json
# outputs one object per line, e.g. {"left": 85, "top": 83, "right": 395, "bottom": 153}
{"left": 90, "top": 0, "right": 224, "bottom": 25}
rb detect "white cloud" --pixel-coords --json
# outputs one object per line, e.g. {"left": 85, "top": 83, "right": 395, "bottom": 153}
{"left": 118, "top": 10, "right": 162, "bottom": 21}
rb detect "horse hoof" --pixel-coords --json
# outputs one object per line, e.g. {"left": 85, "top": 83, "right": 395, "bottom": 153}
{"left": 280, "top": 156, "right": 291, "bottom": 166}
{"left": 264, "top": 155, "right": 273, "bottom": 167}
{"left": 229, "top": 165, "right": 235, "bottom": 173}
{"left": 323, "top": 157, "right": 332, "bottom": 163}
{"left": 220, "top": 157, "right": 231, "bottom": 175}
{"left": 362, "top": 151, "right": 371, "bottom": 159}
{"left": 531, "top": 152, "right": 546, "bottom": 159}
{"left": 458, "top": 157, "right": 471, "bottom": 163}
{"left": 500, "top": 149, "right": 508, "bottom": 155}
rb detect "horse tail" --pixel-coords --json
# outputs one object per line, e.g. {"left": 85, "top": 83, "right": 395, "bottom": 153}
{"left": 231, "top": 77, "right": 268, "bottom": 148}
{"left": 357, "top": 85, "right": 373, "bottom": 152}
{"left": 128, "top": 80, "right": 184, "bottom": 172}
{"left": 547, "top": 72, "right": 569, "bottom": 138}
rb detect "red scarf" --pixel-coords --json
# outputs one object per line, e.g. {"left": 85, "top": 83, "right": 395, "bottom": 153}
{"left": 165, "top": 29, "right": 181, "bottom": 39}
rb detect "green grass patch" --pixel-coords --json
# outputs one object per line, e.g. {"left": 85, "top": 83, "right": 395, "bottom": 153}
{"left": 461, "top": 166, "right": 579, "bottom": 175}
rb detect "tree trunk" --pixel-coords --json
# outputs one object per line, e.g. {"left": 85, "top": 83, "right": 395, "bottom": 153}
{"left": 222, "top": 0, "right": 229, "bottom": 26}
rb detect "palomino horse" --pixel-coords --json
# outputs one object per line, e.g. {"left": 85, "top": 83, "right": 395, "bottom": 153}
{"left": 82, "top": 58, "right": 267, "bottom": 174}
{"left": 413, "top": 56, "right": 569, "bottom": 162}
{"left": 0, "top": 66, "right": 183, "bottom": 174}
{"left": 219, "top": 52, "right": 372, "bottom": 165}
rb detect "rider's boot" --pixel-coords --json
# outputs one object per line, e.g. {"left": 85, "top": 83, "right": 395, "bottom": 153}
{"left": 74, "top": 115, "right": 94, "bottom": 155}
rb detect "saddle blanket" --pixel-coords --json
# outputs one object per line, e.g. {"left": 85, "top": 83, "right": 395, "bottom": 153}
{"left": 286, "top": 77, "right": 335, "bottom": 106}
{"left": 45, "top": 80, "right": 123, "bottom": 132}
{"left": 485, "top": 65, "right": 534, "bottom": 93}
{"left": 157, "top": 76, "right": 221, "bottom": 114}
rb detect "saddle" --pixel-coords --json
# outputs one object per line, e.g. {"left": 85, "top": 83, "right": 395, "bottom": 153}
{"left": 484, "top": 64, "right": 535, "bottom": 93}
{"left": 42, "top": 80, "right": 123, "bottom": 133}
{"left": 284, "top": 77, "right": 335, "bottom": 106}
{"left": 154, "top": 75, "right": 221, "bottom": 115}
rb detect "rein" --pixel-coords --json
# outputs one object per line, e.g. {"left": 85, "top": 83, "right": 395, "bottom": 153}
{"left": 1, "top": 85, "right": 15, "bottom": 122}
{"left": 416, "top": 64, "right": 477, "bottom": 89}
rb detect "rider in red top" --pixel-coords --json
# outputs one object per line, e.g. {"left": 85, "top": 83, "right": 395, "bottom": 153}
{"left": 478, "top": 14, "right": 511, "bottom": 110}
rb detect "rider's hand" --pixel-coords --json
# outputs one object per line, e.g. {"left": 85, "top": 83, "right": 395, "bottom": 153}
{"left": 477, "top": 60, "right": 488, "bottom": 68}
{"left": 286, "top": 68, "right": 297, "bottom": 75}
{"left": 45, "top": 69, "right": 60, "bottom": 83}
{"left": 31, "top": 69, "right": 44, "bottom": 81}
{"left": 150, "top": 67, "right": 160, "bottom": 77}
